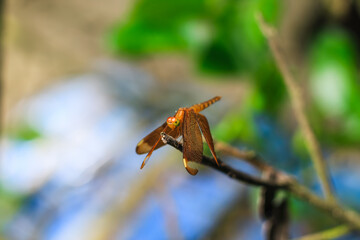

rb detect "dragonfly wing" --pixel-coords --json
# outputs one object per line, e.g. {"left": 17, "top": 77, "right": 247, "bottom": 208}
{"left": 195, "top": 113, "right": 219, "bottom": 166}
{"left": 137, "top": 123, "right": 181, "bottom": 169}
{"left": 183, "top": 110, "right": 203, "bottom": 175}
{"left": 136, "top": 122, "right": 167, "bottom": 154}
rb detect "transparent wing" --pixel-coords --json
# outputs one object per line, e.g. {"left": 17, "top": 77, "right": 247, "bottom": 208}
{"left": 136, "top": 122, "right": 167, "bottom": 154}
{"left": 137, "top": 123, "right": 181, "bottom": 169}
{"left": 195, "top": 113, "right": 219, "bottom": 166}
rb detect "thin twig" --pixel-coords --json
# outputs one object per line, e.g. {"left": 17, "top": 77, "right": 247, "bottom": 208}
{"left": 0, "top": 0, "right": 5, "bottom": 138}
{"left": 216, "top": 140, "right": 360, "bottom": 230}
{"left": 292, "top": 225, "right": 351, "bottom": 240}
{"left": 160, "top": 132, "right": 289, "bottom": 189}
{"left": 256, "top": 13, "right": 335, "bottom": 202}
{"left": 215, "top": 142, "right": 273, "bottom": 172}
{"left": 215, "top": 141, "right": 294, "bottom": 185}
{"left": 288, "top": 183, "right": 360, "bottom": 229}
{"left": 160, "top": 132, "right": 360, "bottom": 230}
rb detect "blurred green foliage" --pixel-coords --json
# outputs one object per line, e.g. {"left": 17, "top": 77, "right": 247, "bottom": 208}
{"left": 107, "top": 0, "right": 285, "bottom": 144}
{"left": 8, "top": 123, "right": 42, "bottom": 141}
{"left": 309, "top": 28, "right": 360, "bottom": 145}
{"left": 107, "top": 0, "right": 208, "bottom": 55}
{"left": 0, "top": 187, "right": 24, "bottom": 231}
{"left": 107, "top": 0, "right": 360, "bottom": 147}
{"left": 289, "top": 196, "right": 338, "bottom": 228}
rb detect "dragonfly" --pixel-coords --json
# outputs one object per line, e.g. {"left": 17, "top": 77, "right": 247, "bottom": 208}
{"left": 136, "top": 96, "right": 221, "bottom": 175}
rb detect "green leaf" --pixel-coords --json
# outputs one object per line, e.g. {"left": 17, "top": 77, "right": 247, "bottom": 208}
{"left": 8, "top": 123, "right": 42, "bottom": 141}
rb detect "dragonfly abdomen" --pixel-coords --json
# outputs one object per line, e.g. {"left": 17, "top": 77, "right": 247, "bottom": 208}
{"left": 191, "top": 96, "right": 221, "bottom": 113}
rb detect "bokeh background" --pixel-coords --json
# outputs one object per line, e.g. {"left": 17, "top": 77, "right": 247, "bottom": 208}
{"left": 1, "top": 0, "right": 360, "bottom": 239}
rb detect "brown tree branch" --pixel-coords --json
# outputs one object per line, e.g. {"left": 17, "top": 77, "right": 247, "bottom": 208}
{"left": 160, "top": 132, "right": 360, "bottom": 230}
{"left": 215, "top": 142, "right": 273, "bottom": 172}
{"left": 256, "top": 13, "right": 335, "bottom": 202}
{"left": 160, "top": 132, "right": 289, "bottom": 189}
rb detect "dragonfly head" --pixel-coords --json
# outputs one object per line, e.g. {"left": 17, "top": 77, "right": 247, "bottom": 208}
{"left": 167, "top": 116, "right": 180, "bottom": 129}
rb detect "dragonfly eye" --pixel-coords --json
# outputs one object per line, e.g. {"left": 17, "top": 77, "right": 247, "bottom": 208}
{"left": 173, "top": 119, "right": 180, "bottom": 126}
{"left": 167, "top": 117, "right": 180, "bottom": 129}
{"left": 167, "top": 117, "right": 174, "bottom": 124}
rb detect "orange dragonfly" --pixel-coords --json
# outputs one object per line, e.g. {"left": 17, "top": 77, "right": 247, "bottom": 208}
{"left": 136, "top": 96, "right": 221, "bottom": 175}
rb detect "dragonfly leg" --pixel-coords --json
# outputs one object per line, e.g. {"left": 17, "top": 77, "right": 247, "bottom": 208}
{"left": 140, "top": 137, "right": 161, "bottom": 169}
